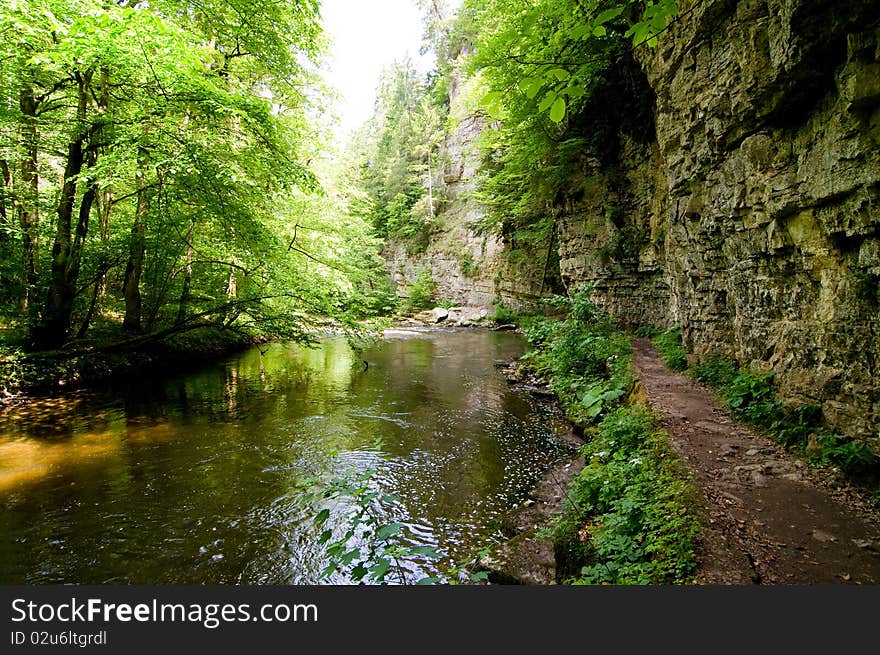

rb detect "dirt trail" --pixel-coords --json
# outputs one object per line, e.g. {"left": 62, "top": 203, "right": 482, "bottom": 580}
{"left": 631, "top": 338, "right": 880, "bottom": 584}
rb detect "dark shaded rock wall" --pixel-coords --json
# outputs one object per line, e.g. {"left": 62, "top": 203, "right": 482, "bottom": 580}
{"left": 558, "top": 0, "right": 880, "bottom": 442}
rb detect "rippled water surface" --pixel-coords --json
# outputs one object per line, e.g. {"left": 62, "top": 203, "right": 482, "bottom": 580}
{"left": 0, "top": 329, "right": 570, "bottom": 583}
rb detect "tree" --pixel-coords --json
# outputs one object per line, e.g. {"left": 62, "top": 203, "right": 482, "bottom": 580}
{"left": 0, "top": 0, "right": 389, "bottom": 352}
{"left": 355, "top": 60, "right": 448, "bottom": 242}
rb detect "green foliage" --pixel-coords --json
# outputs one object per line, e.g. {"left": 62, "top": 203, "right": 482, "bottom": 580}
{"left": 351, "top": 60, "right": 448, "bottom": 243}
{"left": 521, "top": 285, "right": 630, "bottom": 426}
{"left": 458, "top": 0, "right": 678, "bottom": 259}
{"left": 469, "top": 0, "right": 679, "bottom": 124}
{"left": 517, "top": 284, "right": 698, "bottom": 584}
{"left": 691, "top": 357, "right": 738, "bottom": 388}
{"left": 406, "top": 268, "right": 437, "bottom": 311}
{"left": 633, "top": 325, "right": 659, "bottom": 338}
{"left": 298, "top": 467, "right": 444, "bottom": 584}
{"left": 460, "top": 253, "right": 479, "bottom": 278}
{"left": 724, "top": 370, "right": 781, "bottom": 427}
{"left": 555, "top": 405, "right": 699, "bottom": 584}
{"left": 489, "top": 300, "right": 518, "bottom": 324}
{"left": 0, "top": 0, "right": 390, "bottom": 351}
{"left": 652, "top": 326, "right": 687, "bottom": 372}
{"left": 810, "top": 434, "right": 878, "bottom": 479}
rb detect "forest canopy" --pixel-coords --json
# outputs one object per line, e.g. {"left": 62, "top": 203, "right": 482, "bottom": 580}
{"left": 0, "top": 0, "right": 389, "bottom": 353}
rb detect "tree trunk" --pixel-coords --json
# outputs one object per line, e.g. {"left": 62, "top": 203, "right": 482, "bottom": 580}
{"left": 34, "top": 72, "right": 93, "bottom": 349}
{"left": 18, "top": 87, "right": 39, "bottom": 315}
{"left": 76, "top": 273, "right": 101, "bottom": 340}
{"left": 96, "top": 67, "right": 113, "bottom": 302}
{"left": 176, "top": 217, "right": 194, "bottom": 325}
{"left": 0, "top": 158, "right": 10, "bottom": 227}
{"left": 122, "top": 146, "right": 150, "bottom": 332}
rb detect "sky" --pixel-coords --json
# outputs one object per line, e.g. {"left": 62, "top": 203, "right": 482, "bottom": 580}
{"left": 319, "top": 0, "right": 461, "bottom": 141}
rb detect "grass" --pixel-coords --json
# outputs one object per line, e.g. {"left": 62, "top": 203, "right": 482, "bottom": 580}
{"left": 651, "top": 325, "right": 687, "bottom": 372}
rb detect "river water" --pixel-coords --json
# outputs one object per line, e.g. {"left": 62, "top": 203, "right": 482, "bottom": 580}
{"left": 0, "top": 328, "right": 570, "bottom": 584}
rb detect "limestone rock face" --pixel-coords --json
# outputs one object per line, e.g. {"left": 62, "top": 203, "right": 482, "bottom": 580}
{"left": 383, "top": 58, "right": 551, "bottom": 312}
{"left": 557, "top": 0, "right": 880, "bottom": 442}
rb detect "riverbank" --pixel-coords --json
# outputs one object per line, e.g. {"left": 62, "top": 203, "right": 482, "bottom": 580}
{"left": 479, "top": 288, "right": 700, "bottom": 585}
{"left": 481, "top": 304, "right": 880, "bottom": 584}
{"left": 0, "top": 304, "right": 504, "bottom": 406}
{"left": 0, "top": 326, "right": 263, "bottom": 404}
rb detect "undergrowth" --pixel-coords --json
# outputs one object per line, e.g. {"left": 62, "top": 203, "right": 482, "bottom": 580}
{"left": 489, "top": 300, "right": 519, "bottom": 325}
{"left": 405, "top": 269, "right": 436, "bottom": 311}
{"left": 521, "top": 287, "right": 632, "bottom": 425}
{"left": 554, "top": 406, "right": 699, "bottom": 584}
{"left": 520, "top": 286, "right": 699, "bottom": 584}
{"left": 651, "top": 325, "right": 687, "bottom": 372}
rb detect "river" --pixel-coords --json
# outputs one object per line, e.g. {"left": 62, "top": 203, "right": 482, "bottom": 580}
{"left": 0, "top": 328, "right": 570, "bottom": 584}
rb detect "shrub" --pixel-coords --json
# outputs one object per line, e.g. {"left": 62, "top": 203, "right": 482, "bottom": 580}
{"left": 691, "top": 357, "right": 738, "bottom": 388}
{"left": 490, "top": 300, "right": 518, "bottom": 325}
{"left": 460, "top": 253, "right": 479, "bottom": 278}
{"left": 652, "top": 326, "right": 687, "bottom": 372}
{"left": 406, "top": 269, "right": 436, "bottom": 311}
{"left": 554, "top": 406, "right": 699, "bottom": 584}
{"left": 633, "top": 325, "right": 659, "bottom": 338}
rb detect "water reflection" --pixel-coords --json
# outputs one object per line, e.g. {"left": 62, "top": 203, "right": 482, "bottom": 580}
{"left": 0, "top": 329, "right": 570, "bottom": 584}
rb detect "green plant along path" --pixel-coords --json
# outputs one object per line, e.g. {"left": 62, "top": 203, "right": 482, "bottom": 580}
{"left": 518, "top": 287, "right": 699, "bottom": 584}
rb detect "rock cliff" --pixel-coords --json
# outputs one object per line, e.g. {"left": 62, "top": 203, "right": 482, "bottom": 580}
{"left": 386, "top": 0, "right": 880, "bottom": 443}
{"left": 383, "top": 58, "right": 555, "bottom": 311}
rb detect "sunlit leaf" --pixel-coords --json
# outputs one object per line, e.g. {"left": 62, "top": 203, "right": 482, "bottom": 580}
{"left": 549, "top": 96, "right": 566, "bottom": 123}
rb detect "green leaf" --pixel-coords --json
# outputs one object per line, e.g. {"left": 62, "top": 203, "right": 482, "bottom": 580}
{"left": 313, "top": 508, "right": 330, "bottom": 526}
{"left": 368, "top": 558, "right": 392, "bottom": 581}
{"left": 520, "top": 77, "right": 544, "bottom": 100}
{"left": 570, "top": 24, "right": 591, "bottom": 39}
{"left": 538, "top": 91, "right": 556, "bottom": 113}
{"left": 340, "top": 548, "right": 361, "bottom": 565}
{"left": 601, "top": 388, "right": 626, "bottom": 402}
{"left": 548, "top": 68, "right": 570, "bottom": 82}
{"left": 549, "top": 96, "right": 566, "bottom": 123}
{"left": 594, "top": 6, "right": 625, "bottom": 26}
{"left": 375, "top": 522, "right": 403, "bottom": 541}
{"left": 409, "top": 545, "right": 443, "bottom": 560}
{"left": 416, "top": 576, "right": 442, "bottom": 585}
{"left": 560, "top": 84, "right": 585, "bottom": 98}
{"left": 481, "top": 90, "right": 503, "bottom": 106}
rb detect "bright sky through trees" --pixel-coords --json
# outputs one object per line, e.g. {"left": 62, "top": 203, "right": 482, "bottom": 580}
{"left": 320, "top": 0, "right": 461, "bottom": 140}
